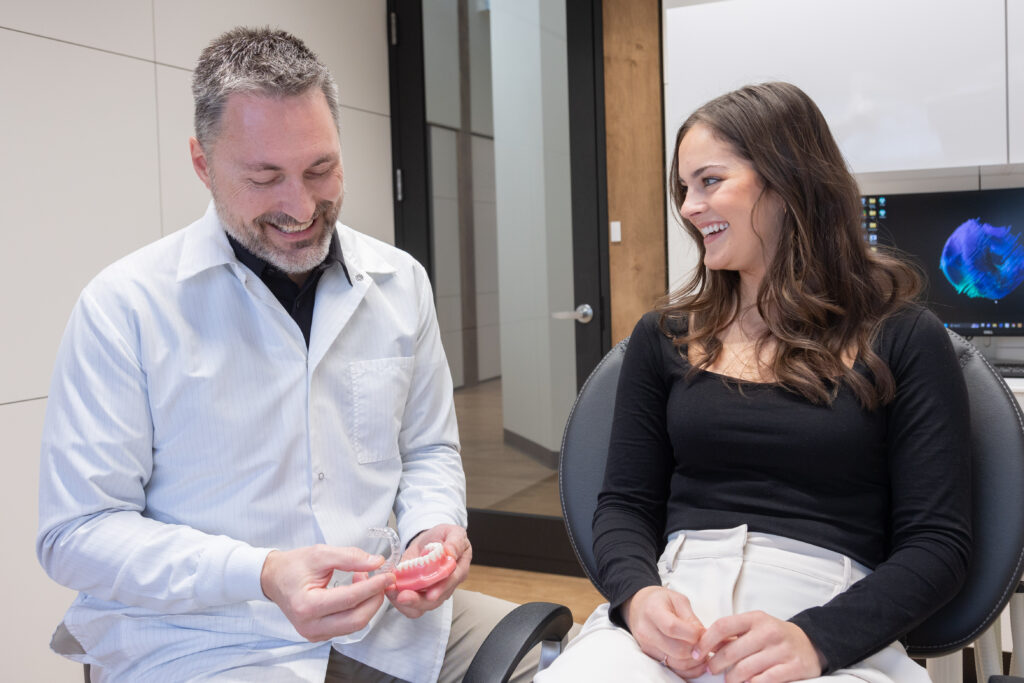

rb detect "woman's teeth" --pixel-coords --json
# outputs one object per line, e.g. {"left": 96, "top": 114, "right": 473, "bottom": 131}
{"left": 700, "top": 222, "right": 729, "bottom": 237}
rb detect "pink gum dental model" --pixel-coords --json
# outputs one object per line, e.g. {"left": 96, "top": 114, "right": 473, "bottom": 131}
{"left": 367, "top": 527, "right": 457, "bottom": 592}
{"left": 392, "top": 542, "right": 458, "bottom": 592}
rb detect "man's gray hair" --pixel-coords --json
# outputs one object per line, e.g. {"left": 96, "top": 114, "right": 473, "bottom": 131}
{"left": 192, "top": 27, "right": 340, "bottom": 149}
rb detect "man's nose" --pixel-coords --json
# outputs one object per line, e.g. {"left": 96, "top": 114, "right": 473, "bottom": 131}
{"left": 276, "top": 177, "right": 317, "bottom": 223}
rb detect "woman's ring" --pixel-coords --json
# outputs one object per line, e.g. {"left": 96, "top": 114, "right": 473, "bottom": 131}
{"left": 660, "top": 654, "right": 669, "bottom": 666}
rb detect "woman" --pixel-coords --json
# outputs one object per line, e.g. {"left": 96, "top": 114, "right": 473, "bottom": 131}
{"left": 536, "top": 82, "right": 971, "bottom": 682}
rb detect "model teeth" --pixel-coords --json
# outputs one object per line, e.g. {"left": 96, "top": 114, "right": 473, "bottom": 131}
{"left": 396, "top": 542, "right": 444, "bottom": 571}
{"left": 700, "top": 222, "right": 729, "bottom": 236}
{"left": 270, "top": 218, "right": 314, "bottom": 234}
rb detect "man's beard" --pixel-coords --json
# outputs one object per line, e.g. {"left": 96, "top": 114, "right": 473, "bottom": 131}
{"left": 214, "top": 191, "right": 341, "bottom": 275}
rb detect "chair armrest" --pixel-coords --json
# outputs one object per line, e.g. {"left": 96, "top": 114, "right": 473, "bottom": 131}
{"left": 989, "top": 677, "right": 1024, "bottom": 682}
{"left": 462, "top": 601, "right": 574, "bottom": 683}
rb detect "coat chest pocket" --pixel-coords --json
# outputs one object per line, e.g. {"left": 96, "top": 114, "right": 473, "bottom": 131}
{"left": 349, "top": 356, "right": 415, "bottom": 464}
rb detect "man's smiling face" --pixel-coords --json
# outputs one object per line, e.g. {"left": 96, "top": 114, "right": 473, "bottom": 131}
{"left": 191, "top": 86, "right": 344, "bottom": 281}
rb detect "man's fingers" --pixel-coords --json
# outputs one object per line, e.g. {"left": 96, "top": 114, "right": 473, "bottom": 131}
{"left": 319, "top": 572, "right": 394, "bottom": 614}
{"left": 314, "top": 546, "right": 386, "bottom": 573}
{"left": 300, "top": 589, "right": 387, "bottom": 641}
{"left": 441, "top": 527, "right": 470, "bottom": 559}
{"left": 386, "top": 587, "right": 428, "bottom": 618}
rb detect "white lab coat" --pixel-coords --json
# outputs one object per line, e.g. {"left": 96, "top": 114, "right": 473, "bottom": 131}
{"left": 37, "top": 204, "right": 466, "bottom": 682}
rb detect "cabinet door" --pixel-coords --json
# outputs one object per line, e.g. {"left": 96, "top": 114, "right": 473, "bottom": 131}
{"left": 665, "top": 0, "right": 1006, "bottom": 173}
{"left": 1008, "top": 0, "right": 1024, "bottom": 164}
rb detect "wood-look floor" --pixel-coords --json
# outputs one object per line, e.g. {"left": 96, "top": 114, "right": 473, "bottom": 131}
{"left": 461, "top": 564, "right": 606, "bottom": 625}
{"left": 454, "top": 379, "right": 605, "bottom": 622}
{"left": 455, "top": 378, "right": 561, "bottom": 516}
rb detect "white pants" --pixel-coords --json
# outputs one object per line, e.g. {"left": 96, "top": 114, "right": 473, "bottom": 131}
{"left": 536, "top": 526, "right": 930, "bottom": 682}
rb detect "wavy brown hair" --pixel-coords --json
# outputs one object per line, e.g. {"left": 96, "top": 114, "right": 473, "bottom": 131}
{"left": 661, "top": 82, "right": 921, "bottom": 409}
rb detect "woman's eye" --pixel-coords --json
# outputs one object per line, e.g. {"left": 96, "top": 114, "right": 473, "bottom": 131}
{"left": 702, "top": 176, "right": 720, "bottom": 187}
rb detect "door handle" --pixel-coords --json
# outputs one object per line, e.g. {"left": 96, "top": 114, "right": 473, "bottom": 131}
{"left": 551, "top": 303, "right": 594, "bottom": 324}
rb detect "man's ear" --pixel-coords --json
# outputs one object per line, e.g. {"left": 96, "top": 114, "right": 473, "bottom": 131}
{"left": 189, "top": 137, "right": 213, "bottom": 190}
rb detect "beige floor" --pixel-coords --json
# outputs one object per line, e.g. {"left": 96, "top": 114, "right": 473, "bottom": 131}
{"left": 455, "top": 378, "right": 561, "bottom": 516}
{"left": 455, "top": 379, "right": 603, "bottom": 623}
{"left": 462, "top": 564, "right": 606, "bottom": 625}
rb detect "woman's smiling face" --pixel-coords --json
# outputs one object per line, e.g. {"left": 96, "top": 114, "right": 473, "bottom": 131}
{"left": 676, "top": 123, "right": 785, "bottom": 286}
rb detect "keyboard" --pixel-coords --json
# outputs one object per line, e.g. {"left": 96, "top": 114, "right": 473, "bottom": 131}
{"left": 993, "top": 363, "right": 1024, "bottom": 378}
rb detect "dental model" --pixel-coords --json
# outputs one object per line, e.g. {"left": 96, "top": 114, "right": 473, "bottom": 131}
{"left": 367, "top": 527, "right": 457, "bottom": 592}
{"left": 392, "top": 542, "right": 458, "bottom": 592}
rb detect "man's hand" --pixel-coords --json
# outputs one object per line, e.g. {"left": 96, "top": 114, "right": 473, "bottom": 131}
{"left": 695, "top": 611, "right": 825, "bottom": 683}
{"left": 386, "top": 524, "right": 470, "bottom": 618}
{"left": 260, "top": 545, "right": 395, "bottom": 641}
{"left": 623, "top": 586, "right": 708, "bottom": 678}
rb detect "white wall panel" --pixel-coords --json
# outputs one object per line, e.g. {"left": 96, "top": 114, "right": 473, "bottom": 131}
{"left": 492, "top": 0, "right": 575, "bottom": 451}
{"left": 432, "top": 197, "right": 462, "bottom": 299}
{"left": 665, "top": 0, "right": 1007, "bottom": 174}
{"left": 0, "top": 399, "right": 81, "bottom": 682}
{"left": 3, "top": 4, "right": 393, "bottom": 675}
{"left": 156, "top": 65, "right": 213, "bottom": 235}
{"left": 471, "top": 135, "right": 495, "bottom": 202}
{"left": 477, "top": 323, "right": 501, "bottom": 381}
{"left": 1009, "top": 0, "right": 1024, "bottom": 163}
{"left": 1, "top": 31, "right": 161, "bottom": 404}
{"left": 440, "top": 330, "right": 465, "bottom": 388}
{"left": 468, "top": 6, "right": 493, "bottom": 136}
{"left": 473, "top": 200, "right": 498, "bottom": 298}
{"left": 153, "top": 0, "right": 389, "bottom": 116}
{"left": 337, "top": 107, "right": 395, "bottom": 245}
{"left": 0, "top": 1, "right": 153, "bottom": 60}
{"left": 431, "top": 126, "right": 459, "bottom": 200}
{"left": 423, "top": 0, "right": 461, "bottom": 129}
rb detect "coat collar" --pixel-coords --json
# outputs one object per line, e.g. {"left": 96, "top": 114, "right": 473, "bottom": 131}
{"left": 176, "top": 202, "right": 397, "bottom": 283}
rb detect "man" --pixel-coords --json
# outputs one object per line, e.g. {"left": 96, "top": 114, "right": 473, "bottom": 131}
{"left": 37, "top": 27, "right": 529, "bottom": 682}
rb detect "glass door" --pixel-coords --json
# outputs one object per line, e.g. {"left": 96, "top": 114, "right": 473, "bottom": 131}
{"left": 389, "top": 0, "right": 609, "bottom": 573}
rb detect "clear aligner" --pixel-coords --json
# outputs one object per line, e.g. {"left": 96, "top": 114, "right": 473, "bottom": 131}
{"left": 367, "top": 526, "right": 401, "bottom": 572}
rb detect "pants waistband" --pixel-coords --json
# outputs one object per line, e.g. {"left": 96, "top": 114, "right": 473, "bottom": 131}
{"left": 663, "top": 525, "right": 870, "bottom": 585}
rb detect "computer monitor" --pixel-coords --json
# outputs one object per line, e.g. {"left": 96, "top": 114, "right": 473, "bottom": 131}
{"left": 862, "top": 187, "right": 1024, "bottom": 337}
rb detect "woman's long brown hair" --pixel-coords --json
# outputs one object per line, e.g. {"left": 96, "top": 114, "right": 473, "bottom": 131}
{"left": 661, "top": 82, "right": 921, "bottom": 408}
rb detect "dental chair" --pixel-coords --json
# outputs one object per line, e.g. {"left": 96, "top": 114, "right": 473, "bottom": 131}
{"left": 465, "top": 331, "right": 1024, "bottom": 683}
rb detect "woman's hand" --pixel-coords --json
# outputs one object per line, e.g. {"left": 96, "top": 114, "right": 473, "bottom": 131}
{"left": 695, "top": 610, "right": 825, "bottom": 683}
{"left": 623, "top": 586, "right": 708, "bottom": 678}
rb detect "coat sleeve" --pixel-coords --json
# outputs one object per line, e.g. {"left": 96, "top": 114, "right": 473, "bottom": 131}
{"left": 36, "top": 281, "right": 271, "bottom": 614}
{"left": 391, "top": 261, "right": 467, "bottom": 547}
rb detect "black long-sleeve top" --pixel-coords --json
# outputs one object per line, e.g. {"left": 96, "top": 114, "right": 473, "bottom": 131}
{"left": 593, "top": 305, "right": 971, "bottom": 672}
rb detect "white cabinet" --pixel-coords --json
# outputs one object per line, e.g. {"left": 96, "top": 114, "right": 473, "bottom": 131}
{"left": 665, "top": 0, "right": 1007, "bottom": 174}
{"left": 1008, "top": 0, "right": 1024, "bottom": 164}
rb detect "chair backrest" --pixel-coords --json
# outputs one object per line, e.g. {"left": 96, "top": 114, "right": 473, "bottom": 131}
{"left": 559, "top": 339, "right": 629, "bottom": 597}
{"left": 905, "top": 331, "right": 1024, "bottom": 655}
{"left": 557, "top": 331, "right": 1024, "bottom": 656}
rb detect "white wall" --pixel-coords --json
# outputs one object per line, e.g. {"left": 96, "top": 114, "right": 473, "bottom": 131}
{"left": 662, "top": 0, "right": 1024, "bottom": 362}
{"left": 423, "top": 0, "right": 500, "bottom": 387}
{"left": 491, "top": 0, "right": 577, "bottom": 452}
{"left": 0, "top": 2, "right": 392, "bottom": 678}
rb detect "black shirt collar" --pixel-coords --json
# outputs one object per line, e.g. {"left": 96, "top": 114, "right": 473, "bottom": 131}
{"left": 225, "top": 230, "right": 351, "bottom": 286}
